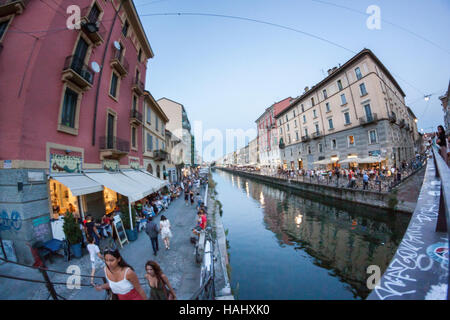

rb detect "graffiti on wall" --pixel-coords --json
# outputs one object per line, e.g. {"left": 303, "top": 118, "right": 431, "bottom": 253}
{"left": 0, "top": 211, "right": 22, "bottom": 232}
{"left": 32, "top": 216, "right": 51, "bottom": 242}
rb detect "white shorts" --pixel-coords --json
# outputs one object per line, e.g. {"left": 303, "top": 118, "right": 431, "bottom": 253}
{"left": 91, "top": 258, "right": 105, "bottom": 270}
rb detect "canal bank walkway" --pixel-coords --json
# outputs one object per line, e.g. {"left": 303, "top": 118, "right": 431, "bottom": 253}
{"left": 0, "top": 189, "right": 203, "bottom": 300}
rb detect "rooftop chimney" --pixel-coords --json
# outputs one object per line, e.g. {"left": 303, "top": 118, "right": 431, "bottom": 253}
{"left": 304, "top": 86, "right": 309, "bottom": 92}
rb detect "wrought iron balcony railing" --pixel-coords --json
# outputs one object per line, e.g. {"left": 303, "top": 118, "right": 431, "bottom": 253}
{"left": 301, "top": 135, "right": 310, "bottom": 142}
{"left": 0, "top": 0, "right": 29, "bottom": 16}
{"left": 111, "top": 45, "right": 129, "bottom": 76}
{"left": 62, "top": 55, "right": 95, "bottom": 88}
{"left": 132, "top": 77, "right": 145, "bottom": 95}
{"left": 312, "top": 131, "right": 322, "bottom": 139}
{"left": 153, "top": 149, "right": 169, "bottom": 161}
{"left": 129, "top": 109, "right": 143, "bottom": 124}
{"left": 99, "top": 136, "right": 130, "bottom": 153}
{"left": 359, "top": 113, "right": 378, "bottom": 126}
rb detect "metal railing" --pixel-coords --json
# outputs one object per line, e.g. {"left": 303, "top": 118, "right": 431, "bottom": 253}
{"left": 153, "top": 149, "right": 168, "bottom": 161}
{"left": 111, "top": 45, "right": 129, "bottom": 73}
{"left": 63, "top": 55, "right": 95, "bottom": 85}
{"left": 99, "top": 136, "right": 130, "bottom": 153}
{"left": 129, "top": 108, "right": 143, "bottom": 123}
{"left": 360, "top": 113, "right": 378, "bottom": 125}
{"left": 132, "top": 77, "right": 145, "bottom": 93}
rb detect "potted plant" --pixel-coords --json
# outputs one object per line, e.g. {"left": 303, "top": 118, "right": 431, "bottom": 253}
{"left": 120, "top": 204, "right": 138, "bottom": 241}
{"left": 62, "top": 211, "right": 83, "bottom": 258}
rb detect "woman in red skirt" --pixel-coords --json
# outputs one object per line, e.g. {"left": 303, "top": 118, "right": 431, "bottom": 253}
{"left": 95, "top": 249, "right": 147, "bottom": 300}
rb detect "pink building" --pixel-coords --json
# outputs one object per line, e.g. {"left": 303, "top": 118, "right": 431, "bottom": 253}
{"left": 255, "top": 97, "right": 293, "bottom": 171}
{"left": 0, "top": 0, "right": 166, "bottom": 263}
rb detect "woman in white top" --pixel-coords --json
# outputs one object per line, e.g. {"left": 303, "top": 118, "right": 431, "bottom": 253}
{"left": 159, "top": 215, "right": 172, "bottom": 250}
{"left": 95, "top": 249, "right": 147, "bottom": 300}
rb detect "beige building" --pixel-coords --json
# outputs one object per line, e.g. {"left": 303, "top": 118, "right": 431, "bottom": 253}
{"left": 142, "top": 91, "right": 170, "bottom": 179}
{"left": 157, "top": 97, "right": 192, "bottom": 166}
{"left": 164, "top": 129, "right": 182, "bottom": 182}
{"left": 439, "top": 81, "right": 450, "bottom": 135}
{"left": 276, "top": 49, "right": 418, "bottom": 170}
{"left": 249, "top": 137, "right": 259, "bottom": 166}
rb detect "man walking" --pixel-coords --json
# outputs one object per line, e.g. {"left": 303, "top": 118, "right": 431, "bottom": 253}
{"left": 145, "top": 216, "right": 160, "bottom": 256}
{"left": 363, "top": 172, "right": 369, "bottom": 190}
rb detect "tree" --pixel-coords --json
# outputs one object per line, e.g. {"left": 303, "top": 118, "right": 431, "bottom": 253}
{"left": 63, "top": 211, "right": 83, "bottom": 245}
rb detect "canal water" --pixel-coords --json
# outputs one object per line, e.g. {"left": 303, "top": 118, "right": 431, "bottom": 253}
{"left": 212, "top": 169, "right": 411, "bottom": 300}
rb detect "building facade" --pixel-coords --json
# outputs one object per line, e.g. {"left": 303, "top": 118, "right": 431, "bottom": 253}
{"left": 276, "top": 49, "right": 417, "bottom": 170}
{"left": 157, "top": 97, "right": 192, "bottom": 167}
{"left": 0, "top": 0, "right": 166, "bottom": 263}
{"left": 142, "top": 91, "right": 170, "bottom": 180}
{"left": 439, "top": 82, "right": 450, "bottom": 135}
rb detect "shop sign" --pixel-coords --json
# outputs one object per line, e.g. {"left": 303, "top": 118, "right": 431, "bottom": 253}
{"left": 50, "top": 154, "right": 82, "bottom": 173}
{"left": 369, "top": 150, "right": 381, "bottom": 157}
{"left": 103, "top": 159, "right": 119, "bottom": 172}
{"left": 3, "top": 160, "right": 12, "bottom": 169}
{"left": 129, "top": 158, "right": 140, "bottom": 169}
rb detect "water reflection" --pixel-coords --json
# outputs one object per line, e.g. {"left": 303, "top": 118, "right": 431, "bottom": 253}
{"left": 214, "top": 169, "right": 409, "bottom": 299}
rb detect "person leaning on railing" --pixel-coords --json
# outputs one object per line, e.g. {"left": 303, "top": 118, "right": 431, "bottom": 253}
{"left": 436, "top": 125, "right": 448, "bottom": 165}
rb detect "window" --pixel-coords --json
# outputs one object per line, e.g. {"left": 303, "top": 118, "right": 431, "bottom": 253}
{"left": 296, "top": 131, "right": 299, "bottom": 141}
{"left": 304, "top": 128, "right": 308, "bottom": 136}
{"left": 348, "top": 135, "right": 355, "bottom": 147}
{"left": 131, "top": 126, "right": 137, "bottom": 148}
{"left": 146, "top": 133, "right": 153, "bottom": 151}
{"left": 328, "top": 118, "right": 334, "bottom": 129}
{"left": 61, "top": 88, "right": 78, "bottom": 128}
{"left": 0, "top": 19, "right": 10, "bottom": 41}
{"left": 110, "top": 72, "right": 118, "bottom": 97}
{"left": 146, "top": 105, "right": 151, "bottom": 124}
{"left": 87, "top": 4, "right": 101, "bottom": 23}
{"left": 303, "top": 115, "right": 306, "bottom": 123}
{"left": 301, "top": 104, "right": 304, "bottom": 112}
{"left": 288, "top": 134, "right": 291, "bottom": 144}
{"left": 286, "top": 114, "right": 288, "bottom": 121}
{"left": 122, "top": 20, "right": 129, "bottom": 37}
{"left": 315, "top": 123, "right": 320, "bottom": 134}
{"left": 337, "top": 80, "right": 343, "bottom": 91}
{"left": 155, "top": 116, "right": 158, "bottom": 131}
{"left": 355, "top": 67, "right": 362, "bottom": 80}
{"left": 340, "top": 94, "right": 347, "bottom": 105}
{"left": 332, "top": 139, "right": 337, "bottom": 149}
{"left": 323, "top": 89, "right": 327, "bottom": 99}
{"left": 326, "top": 102, "right": 331, "bottom": 112}
{"left": 156, "top": 139, "right": 159, "bottom": 150}
{"left": 360, "top": 83, "right": 368, "bottom": 96}
{"left": 132, "top": 95, "right": 137, "bottom": 110}
{"left": 293, "top": 109, "right": 296, "bottom": 117}
{"left": 318, "top": 143, "right": 323, "bottom": 153}
{"left": 313, "top": 109, "right": 317, "bottom": 118}
{"left": 308, "top": 146, "right": 311, "bottom": 154}
{"left": 364, "top": 104, "right": 373, "bottom": 120}
{"left": 344, "top": 112, "right": 351, "bottom": 124}
{"left": 294, "top": 120, "right": 297, "bottom": 128}
{"left": 311, "top": 97, "right": 315, "bottom": 106}
{"left": 138, "top": 48, "right": 142, "bottom": 62}
{"left": 287, "top": 123, "right": 290, "bottom": 131}
{"left": 280, "top": 127, "right": 282, "bottom": 134}
{"left": 369, "top": 130, "right": 378, "bottom": 144}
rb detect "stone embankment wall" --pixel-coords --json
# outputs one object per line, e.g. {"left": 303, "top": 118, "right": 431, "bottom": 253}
{"left": 217, "top": 167, "right": 415, "bottom": 214}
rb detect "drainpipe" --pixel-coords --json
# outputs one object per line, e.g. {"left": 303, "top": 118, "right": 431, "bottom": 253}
{"left": 92, "top": 0, "right": 127, "bottom": 146}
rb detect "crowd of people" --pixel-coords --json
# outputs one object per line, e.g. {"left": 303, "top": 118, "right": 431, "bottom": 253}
{"left": 86, "top": 170, "right": 210, "bottom": 300}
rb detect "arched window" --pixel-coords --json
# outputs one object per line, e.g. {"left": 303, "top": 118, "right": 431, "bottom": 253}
{"left": 163, "top": 165, "right": 167, "bottom": 180}
{"left": 156, "top": 165, "right": 160, "bottom": 178}
{"left": 147, "top": 164, "right": 153, "bottom": 174}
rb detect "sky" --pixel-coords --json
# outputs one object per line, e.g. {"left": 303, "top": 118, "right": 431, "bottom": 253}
{"left": 134, "top": 0, "right": 450, "bottom": 161}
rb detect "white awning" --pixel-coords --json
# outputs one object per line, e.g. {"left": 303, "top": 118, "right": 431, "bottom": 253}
{"left": 84, "top": 171, "right": 148, "bottom": 202}
{"left": 122, "top": 169, "right": 168, "bottom": 194}
{"left": 359, "top": 156, "right": 383, "bottom": 163}
{"left": 339, "top": 157, "right": 361, "bottom": 164}
{"left": 49, "top": 173, "right": 103, "bottom": 196}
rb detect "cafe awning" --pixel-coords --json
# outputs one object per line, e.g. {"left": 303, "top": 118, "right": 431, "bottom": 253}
{"left": 84, "top": 171, "right": 148, "bottom": 202}
{"left": 358, "top": 156, "right": 383, "bottom": 164}
{"left": 121, "top": 169, "right": 168, "bottom": 194}
{"left": 49, "top": 173, "right": 103, "bottom": 196}
{"left": 339, "top": 157, "right": 361, "bottom": 164}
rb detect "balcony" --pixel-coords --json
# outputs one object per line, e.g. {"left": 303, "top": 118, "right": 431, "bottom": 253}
{"left": 359, "top": 113, "right": 378, "bottom": 126}
{"left": 405, "top": 123, "right": 411, "bottom": 131}
{"left": 62, "top": 55, "right": 95, "bottom": 90}
{"left": 80, "top": 7, "right": 106, "bottom": 46}
{"left": 389, "top": 113, "right": 397, "bottom": 123}
{"left": 399, "top": 119, "right": 405, "bottom": 128}
{"left": 312, "top": 131, "right": 322, "bottom": 139}
{"left": 129, "top": 109, "right": 142, "bottom": 125}
{"left": 110, "top": 45, "right": 129, "bottom": 77}
{"left": 279, "top": 138, "right": 285, "bottom": 149}
{"left": 0, "top": 0, "right": 28, "bottom": 17}
{"left": 132, "top": 77, "right": 145, "bottom": 95}
{"left": 99, "top": 136, "right": 129, "bottom": 159}
{"left": 153, "top": 150, "right": 168, "bottom": 161}
{"left": 301, "top": 135, "right": 310, "bottom": 142}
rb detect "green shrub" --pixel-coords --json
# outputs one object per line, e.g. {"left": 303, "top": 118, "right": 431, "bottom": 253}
{"left": 120, "top": 204, "right": 137, "bottom": 230}
{"left": 63, "top": 211, "right": 82, "bottom": 245}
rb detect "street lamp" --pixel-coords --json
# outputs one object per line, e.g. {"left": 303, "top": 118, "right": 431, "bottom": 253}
{"left": 424, "top": 95, "right": 431, "bottom": 101}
